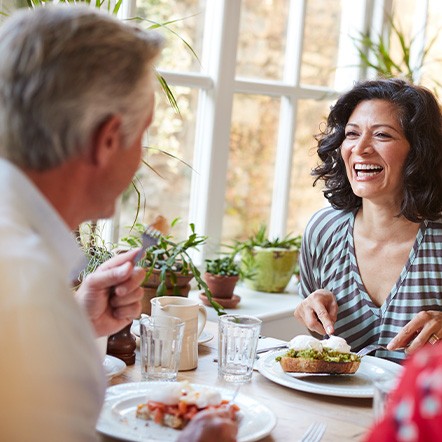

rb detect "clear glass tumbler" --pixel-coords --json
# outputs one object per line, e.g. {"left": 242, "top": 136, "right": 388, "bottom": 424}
{"left": 373, "top": 377, "right": 398, "bottom": 421}
{"left": 218, "top": 314, "right": 262, "bottom": 383}
{"left": 140, "top": 315, "right": 185, "bottom": 381}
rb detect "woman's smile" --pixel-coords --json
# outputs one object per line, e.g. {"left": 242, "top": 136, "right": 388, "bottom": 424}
{"left": 341, "top": 99, "right": 410, "bottom": 203}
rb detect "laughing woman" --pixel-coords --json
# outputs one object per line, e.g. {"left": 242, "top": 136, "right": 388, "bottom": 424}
{"left": 294, "top": 78, "right": 442, "bottom": 363}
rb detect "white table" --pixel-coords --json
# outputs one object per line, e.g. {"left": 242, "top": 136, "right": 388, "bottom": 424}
{"left": 189, "top": 277, "right": 308, "bottom": 340}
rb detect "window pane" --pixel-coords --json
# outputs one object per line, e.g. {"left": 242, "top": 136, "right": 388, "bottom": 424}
{"left": 118, "top": 87, "right": 197, "bottom": 241}
{"left": 222, "top": 94, "right": 280, "bottom": 242}
{"left": 420, "top": 0, "right": 442, "bottom": 95}
{"left": 236, "top": 0, "right": 289, "bottom": 80}
{"left": 300, "top": 0, "right": 342, "bottom": 87}
{"left": 287, "top": 99, "right": 332, "bottom": 235}
{"left": 388, "top": 0, "right": 418, "bottom": 80}
{"left": 135, "top": 0, "right": 206, "bottom": 72}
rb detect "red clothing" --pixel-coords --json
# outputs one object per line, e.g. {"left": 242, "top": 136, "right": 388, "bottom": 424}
{"left": 365, "top": 342, "right": 442, "bottom": 442}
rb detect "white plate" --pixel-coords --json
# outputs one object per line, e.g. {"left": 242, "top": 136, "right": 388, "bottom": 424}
{"left": 97, "top": 382, "right": 276, "bottom": 442}
{"left": 103, "top": 355, "right": 126, "bottom": 379}
{"left": 256, "top": 351, "right": 403, "bottom": 398}
{"left": 131, "top": 320, "right": 214, "bottom": 344}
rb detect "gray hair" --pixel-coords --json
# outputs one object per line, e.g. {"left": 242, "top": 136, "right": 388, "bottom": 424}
{"left": 0, "top": 5, "right": 163, "bottom": 170}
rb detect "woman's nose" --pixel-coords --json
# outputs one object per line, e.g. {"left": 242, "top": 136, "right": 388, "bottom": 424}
{"left": 351, "top": 134, "right": 373, "bottom": 155}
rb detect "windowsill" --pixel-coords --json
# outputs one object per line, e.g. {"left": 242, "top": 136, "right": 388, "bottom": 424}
{"left": 189, "top": 277, "right": 308, "bottom": 340}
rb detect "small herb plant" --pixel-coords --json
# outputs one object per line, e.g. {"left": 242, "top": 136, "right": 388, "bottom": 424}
{"left": 120, "top": 219, "right": 225, "bottom": 316}
{"left": 205, "top": 255, "right": 239, "bottom": 277}
{"left": 76, "top": 223, "right": 115, "bottom": 284}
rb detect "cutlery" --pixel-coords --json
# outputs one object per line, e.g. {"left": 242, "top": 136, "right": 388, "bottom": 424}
{"left": 300, "top": 421, "right": 327, "bottom": 442}
{"left": 256, "top": 344, "right": 288, "bottom": 354}
{"left": 356, "top": 343, "right": 407, "bottom": 357}
{"left": 132, "top": 226, "right": 161, "bottom": 264}
{"left": 228, "top": 385, "right": 241, "bottom": 405}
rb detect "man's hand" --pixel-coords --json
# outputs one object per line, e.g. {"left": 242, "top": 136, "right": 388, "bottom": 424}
{"left": 294, "top": 289, "right": 338, "bottom": 335}
{"left": 177, "top": 406, "right": 238, "bottom": 442}
{"left": 75, "top": 249, "right": 145, "bottom": 336}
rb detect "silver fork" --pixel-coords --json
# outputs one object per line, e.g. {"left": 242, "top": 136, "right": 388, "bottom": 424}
{"left": 132, "top": 227, "right": 161, "bottom": 264}
{"left": 357, "top": 343, "right": 407, "bottom": 357}
{"left": 300, "top": 422, "right": 327, "bottom": 442}
{"left": 228, "top": 385, "right": 241, "bottom": 406}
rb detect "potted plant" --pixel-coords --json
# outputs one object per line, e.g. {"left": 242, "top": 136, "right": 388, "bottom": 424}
{"left": 232, "top": 225, "right": 302, "bottom": 293}
{"left": 120, "top": 220, "right": 225, "bottom": 316}
{"left": 75, "top": 223, "right": 137, "bottom": 365}
{"left": 204, "top": 255, "right": 240, "bottom": 299}
{"left": 75, "top": 223, "right": 115, "bottom": 288}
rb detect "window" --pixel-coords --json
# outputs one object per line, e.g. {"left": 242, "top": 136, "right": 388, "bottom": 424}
{"left": 115, "top": 0, "right": 441, "bottom": 263}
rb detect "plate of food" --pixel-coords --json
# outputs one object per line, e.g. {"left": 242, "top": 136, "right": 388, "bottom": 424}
{"left": 131, "top": 319, "right": 214, "bottom": 344}
{"left": 256, "top": 335, "right": 403, "bottom": 398}
{"left": 97, "top": 381, "right": 276, "bottom": 442}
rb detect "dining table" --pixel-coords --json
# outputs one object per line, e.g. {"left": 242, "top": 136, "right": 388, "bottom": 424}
{"left": 99, "top": 320, "right": 377, "bottom": 442}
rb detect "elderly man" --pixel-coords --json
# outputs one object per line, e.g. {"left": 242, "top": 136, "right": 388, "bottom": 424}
{"left": 0, "top": 6, "right": 237, "bottom": 442}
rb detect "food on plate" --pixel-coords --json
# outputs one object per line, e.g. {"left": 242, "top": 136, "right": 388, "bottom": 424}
{"left": 136, "top": 381, "right": 239, "bottom": 429}
{"left": 276, "top": 335, "right": 361, "bottom": 374}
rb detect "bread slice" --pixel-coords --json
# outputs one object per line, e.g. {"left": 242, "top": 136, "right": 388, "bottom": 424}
{"left": 136, "top": 403, "right": 186, "bottom": 429}
{"left": 279, "top": 356, "right": 360, "bottom": 374}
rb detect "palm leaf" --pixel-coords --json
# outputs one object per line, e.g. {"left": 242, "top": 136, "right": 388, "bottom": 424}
{"left": 130, "top": 15, "right": 201, "bottom": 64}
{"left": 156, "top": 72, "right": 180, "bottom": 115}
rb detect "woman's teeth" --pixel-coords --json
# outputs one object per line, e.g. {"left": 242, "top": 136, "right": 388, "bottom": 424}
{"left": 354, "top": 164, "right": 383, "bottom": 176}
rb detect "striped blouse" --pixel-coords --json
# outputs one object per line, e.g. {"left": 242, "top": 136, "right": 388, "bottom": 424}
{"left": 299, "top": 206, "right": 442, "bottom": 364}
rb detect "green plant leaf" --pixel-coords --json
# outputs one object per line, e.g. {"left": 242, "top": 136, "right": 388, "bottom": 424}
{"left": 156, "top": 72, "right": 180, "bottom": 115}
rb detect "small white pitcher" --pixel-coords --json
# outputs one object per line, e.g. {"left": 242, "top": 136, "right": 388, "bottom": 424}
{"left": 151, "top": 296, "right": 207, "bottom": 370}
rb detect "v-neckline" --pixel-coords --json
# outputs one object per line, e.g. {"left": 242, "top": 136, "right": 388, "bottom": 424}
{"left": 347, "top": 212, "right": 427, "bottom": 315}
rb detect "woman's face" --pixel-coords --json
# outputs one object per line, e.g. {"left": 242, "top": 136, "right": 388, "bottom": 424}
{"left": 340, "top": 99, "right": 410, "bottom": 206}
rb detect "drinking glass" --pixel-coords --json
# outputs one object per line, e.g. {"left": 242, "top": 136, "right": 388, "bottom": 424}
{"left": 140, "top": 315, "right": 184, "bottom": 381}
{"left": 150, "top": 296, "right": 207, "bottom": 371}
{"left": 218, "top": 314, "right": 262, "bottom": 383}
{"left": 373, "top": 377, "right": 398, "bottom": 421}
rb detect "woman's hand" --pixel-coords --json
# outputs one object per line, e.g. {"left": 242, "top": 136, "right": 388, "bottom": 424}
{"left": 387, "top": 310, "right": 442, "bottom": 353}
{"left": 75, "top": 249, "right": 146, "bottom": 337}
{"left": 177, "top": 406, "right": 238, "bottom": 442}
{"left": 294, "top": 289, "right": 338, "bottom": 335}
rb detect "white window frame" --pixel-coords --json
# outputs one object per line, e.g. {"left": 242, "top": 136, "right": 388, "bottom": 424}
{"left": 112, "top": 0, "right": 431, "bottom": 264}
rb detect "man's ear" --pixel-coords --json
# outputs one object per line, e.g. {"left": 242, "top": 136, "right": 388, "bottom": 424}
{"left": 90, "top": 115, "right": 123, "bottom": 167}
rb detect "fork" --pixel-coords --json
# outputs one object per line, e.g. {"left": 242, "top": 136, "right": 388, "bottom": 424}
{"left": 300, "top": 422, "right": 327, "bottom": 442}
{"left": 132, "top": 227, "right": 161, "bottom": 264}
{"left": 357, "top": 343, "right": 407, "bottom": 357}
{"left": 228, "top": 385, "right": 241, "bottom": 405}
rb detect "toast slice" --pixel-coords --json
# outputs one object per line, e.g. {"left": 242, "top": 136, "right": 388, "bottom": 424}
{"left": 136, "top": 403, "right": 186, "bottom": 429}
{"left": 279, "top": 355, "right": 360, "bottom": 374}
{"left": 276, "top": 347, "right": 361, "bottom": 374}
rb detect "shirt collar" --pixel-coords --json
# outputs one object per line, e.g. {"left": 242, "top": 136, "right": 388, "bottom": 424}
{"left": 0, "top": 158, "right": 85, "bottom": 279}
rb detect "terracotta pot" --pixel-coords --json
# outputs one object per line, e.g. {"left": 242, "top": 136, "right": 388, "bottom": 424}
{"left": 141, "top": 268, "right": 193, "bottom": 315}
{"left": 204, "top": 272, "right": 239, "bottom": 299}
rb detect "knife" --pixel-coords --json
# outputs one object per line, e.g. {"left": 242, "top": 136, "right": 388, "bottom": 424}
{"left": 256, "top": 344, "right": 289, "bottom": 354}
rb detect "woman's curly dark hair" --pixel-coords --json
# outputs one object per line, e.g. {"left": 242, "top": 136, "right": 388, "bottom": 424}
{"left": 313, "top": 78, "right": 442, "bottom": 222}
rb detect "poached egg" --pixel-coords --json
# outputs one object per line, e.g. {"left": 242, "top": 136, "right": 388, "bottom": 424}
{"left": 288, "top": 335, "right": 323, "bottom": 352}
{"left": 146, "top": 381, "right": 222, "bottom": 408}
{"left": 322, "top": 335, "right": 352, "bottom": 353}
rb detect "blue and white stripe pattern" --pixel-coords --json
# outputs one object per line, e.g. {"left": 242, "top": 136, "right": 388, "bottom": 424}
{"left": 299, "top": 206, "right": 442, "bottom": 364}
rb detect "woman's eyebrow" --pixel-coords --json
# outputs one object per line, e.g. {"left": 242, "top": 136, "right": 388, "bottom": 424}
{"left": 345, "top": 122, "right": 402, "bottom": 134}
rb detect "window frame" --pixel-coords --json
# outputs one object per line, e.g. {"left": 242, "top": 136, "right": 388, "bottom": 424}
{"left": 113, "top": 0, "right": 432, "bottom": 263}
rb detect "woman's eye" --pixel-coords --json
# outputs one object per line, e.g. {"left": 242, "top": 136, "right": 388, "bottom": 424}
{"left": 345, "top": 131, "right": 358, "bottom": 138}
{"left": 375, "top": 132, "right": 391, "bottom": 139}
